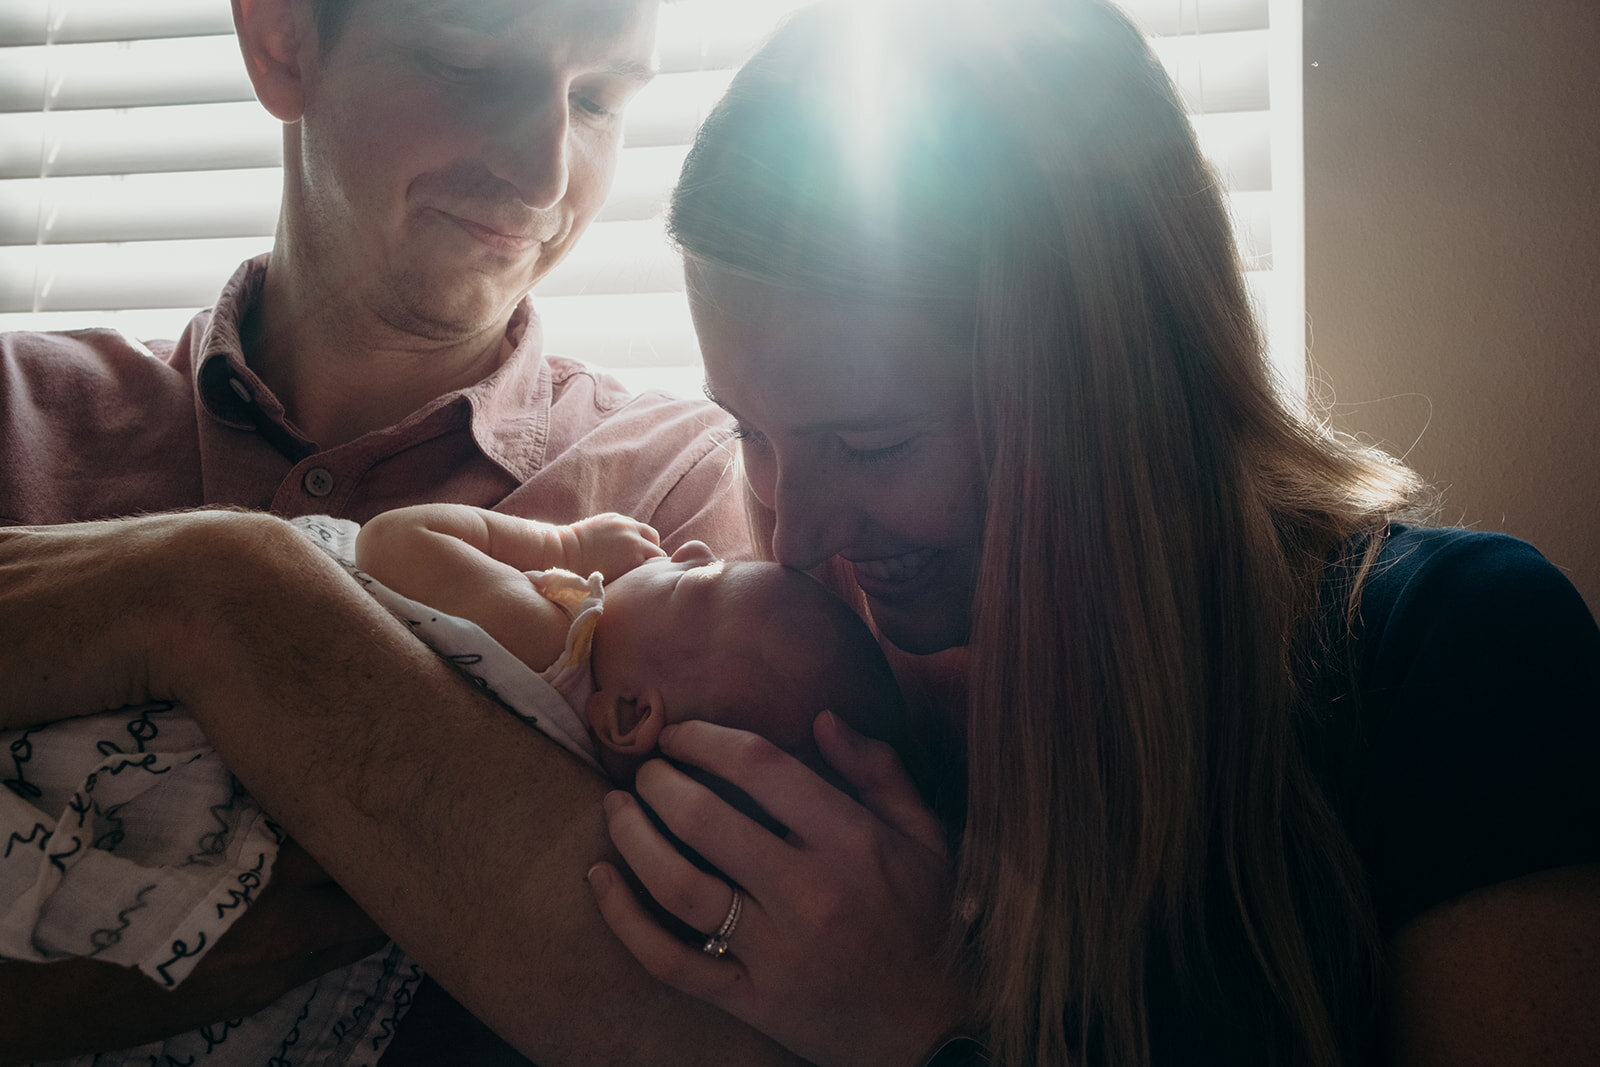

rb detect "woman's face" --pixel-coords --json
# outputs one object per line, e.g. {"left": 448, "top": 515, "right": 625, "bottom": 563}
{"left": 689, "top": 261, "right": 987, "bottom": 654}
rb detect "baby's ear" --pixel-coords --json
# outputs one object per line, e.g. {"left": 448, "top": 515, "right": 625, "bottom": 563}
{"left": 585, "top": 688, "right": 665, "bottom": 755}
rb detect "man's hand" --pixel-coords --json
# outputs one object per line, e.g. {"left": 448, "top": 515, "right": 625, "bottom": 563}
{"left": 0, "top": 839, "right": 385, "bottom": 1064}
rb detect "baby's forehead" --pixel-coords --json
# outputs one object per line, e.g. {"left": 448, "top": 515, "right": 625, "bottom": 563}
{"left": 710, "top": 562, "right": 841, "bottom": 619}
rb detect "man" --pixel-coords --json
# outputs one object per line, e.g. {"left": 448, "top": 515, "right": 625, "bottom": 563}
{"left": 0, "top": 0, "right": 792, "bottom": 1061}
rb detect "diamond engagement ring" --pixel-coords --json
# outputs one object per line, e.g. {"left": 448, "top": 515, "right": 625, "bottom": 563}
{"left": 701, "top": 887, "right": 743, "bottom": 958}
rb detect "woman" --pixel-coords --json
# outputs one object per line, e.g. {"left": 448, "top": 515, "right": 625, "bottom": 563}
{"left": 585, "top": 1, "right": 1600, "bottom": 1064}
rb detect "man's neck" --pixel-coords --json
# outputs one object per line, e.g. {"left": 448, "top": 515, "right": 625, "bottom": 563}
{"left": 244, "top": 257, "right": 515, "bottom": 451}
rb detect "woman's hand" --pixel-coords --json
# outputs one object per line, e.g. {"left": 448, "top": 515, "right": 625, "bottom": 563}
{"left": 587, "top": 712, "right": 970, "bottom": 1067}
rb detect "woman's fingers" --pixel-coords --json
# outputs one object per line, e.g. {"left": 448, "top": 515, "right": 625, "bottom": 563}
{"left": 653, "top": 720, "right": 860, "bottom": 848}
{"left": 815, "top": 711, "right": 949, "bottom": 860}
{"left": 602, "top": 788, "right": 767, "bottom": 934}
{"left": 597, "top": 726, "right": 970, "bottom": 1067}
{"left": 626, "top": 758, "right": 798, "bottom": 895}
{"left": 585, "top": 862, "right": 749, "bottom": 1006}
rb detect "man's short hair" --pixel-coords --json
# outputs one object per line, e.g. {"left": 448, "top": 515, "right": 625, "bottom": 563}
{"left": 311, "top": 0, "right": 358, "bottom": 53}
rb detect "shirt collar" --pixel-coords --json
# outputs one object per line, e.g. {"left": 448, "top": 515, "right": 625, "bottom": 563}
{"left": 193, "top": 254, "right": 553, "bottom": 479}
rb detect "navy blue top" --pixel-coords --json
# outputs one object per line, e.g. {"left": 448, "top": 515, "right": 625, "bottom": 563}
{"left": 1149, "top": 524, "right": 1600, "bottom": 1065}
{"left": 1349, "top": 525, "right": 1600, "bottom": 932}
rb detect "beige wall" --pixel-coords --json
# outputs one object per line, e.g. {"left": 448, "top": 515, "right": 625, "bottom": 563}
{"left": 1303, "top": 0, "right": 1600, "bottom": 616}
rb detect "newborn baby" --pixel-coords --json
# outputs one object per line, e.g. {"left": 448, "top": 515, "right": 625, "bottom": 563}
{"left": 352, "top": 503, "right": 908, "bottom": 784}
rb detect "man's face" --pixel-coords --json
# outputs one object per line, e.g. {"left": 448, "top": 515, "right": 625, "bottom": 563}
{"left": 291, "top": 0, "right": 658, "bottom": 341}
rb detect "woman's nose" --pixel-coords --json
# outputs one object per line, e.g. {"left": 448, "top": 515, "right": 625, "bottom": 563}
{"left": 769, "top": 466, "right": 855, "bottom": 572}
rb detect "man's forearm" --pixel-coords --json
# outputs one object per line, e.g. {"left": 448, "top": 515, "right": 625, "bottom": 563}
{"left": 165, "top": 514, "right": 799, "bottom": 1064}
{"left": 0, "top": 515, "right": 205, "bottom": 727}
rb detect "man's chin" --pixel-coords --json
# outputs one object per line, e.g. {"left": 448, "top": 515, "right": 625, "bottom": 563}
{"left": 384, "top": 282, "right": 528, "bottom": 344}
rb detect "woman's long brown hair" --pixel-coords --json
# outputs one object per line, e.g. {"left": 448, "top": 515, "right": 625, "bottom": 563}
{"left": 671, "top": 3, "right": 1428, "bottom": 1063}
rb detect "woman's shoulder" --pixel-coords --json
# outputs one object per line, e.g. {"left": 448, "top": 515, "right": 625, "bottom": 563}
{"left": 1357, "top": 524, "right": 1594, "bottom": 642}
{"left": 1351, "top": 524, "right": 1598, "bottom": 719}
{"left": 1342, "top": 524, "right": 1600, "bottom": 931}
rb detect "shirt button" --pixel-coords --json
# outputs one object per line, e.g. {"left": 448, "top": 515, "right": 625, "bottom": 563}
{"left": 302, "top": 467, "right": 335, "bottom": 497}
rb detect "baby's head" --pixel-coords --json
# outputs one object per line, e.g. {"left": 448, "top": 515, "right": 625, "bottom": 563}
{"left": 583, "top": 542, "right": 907, "bottom": 783}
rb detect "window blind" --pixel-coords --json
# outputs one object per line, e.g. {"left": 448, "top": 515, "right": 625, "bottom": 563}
{"left": 0, "top": 0, "right": 1302, "bottom": 399}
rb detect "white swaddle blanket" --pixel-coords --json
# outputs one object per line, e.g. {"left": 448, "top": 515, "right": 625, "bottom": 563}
{"left": 0, "top": 515, "right": 598, "bottom": 1066}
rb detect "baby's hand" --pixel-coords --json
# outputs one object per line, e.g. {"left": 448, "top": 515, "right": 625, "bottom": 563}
{"left": 566, "top": 513, "right": 666, "bottom": 579}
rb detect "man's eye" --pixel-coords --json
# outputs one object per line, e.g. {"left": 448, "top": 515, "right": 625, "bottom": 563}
{"left": 419, "top": 52, "right": 485, "bottom": 83}
{"left": 571, "top": 91, "right": 625, "bottom": 124}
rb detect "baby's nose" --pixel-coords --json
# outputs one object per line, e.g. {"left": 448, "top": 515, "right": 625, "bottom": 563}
{"left": 670, "top": 539, "right": 717, "bottom": 565}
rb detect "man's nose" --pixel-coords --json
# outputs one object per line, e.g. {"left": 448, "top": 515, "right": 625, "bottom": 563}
{"left": 768, "top": 464, "right": 856, "bottom": 573}
{"left": 488, "top": 90, "right": 571, "bottom": 209}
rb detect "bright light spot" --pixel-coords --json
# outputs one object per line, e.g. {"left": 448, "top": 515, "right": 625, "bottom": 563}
{"left": 840, "top": 3, "right": 891, "bottom": 195}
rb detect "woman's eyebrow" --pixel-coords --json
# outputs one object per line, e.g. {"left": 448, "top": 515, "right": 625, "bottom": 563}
{"left": 702, "top": 387, "right": 925, "bottom": 435}
{"left": 797, "top": 415, "right": 926, "bottom": 435}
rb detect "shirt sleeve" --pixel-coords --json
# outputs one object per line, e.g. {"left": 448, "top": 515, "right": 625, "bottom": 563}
{"left": 1354, "top": 528, "right": 1600, "bottom": 931}
{"left": 646, "top": 432, "right": 755, "bottom": 561}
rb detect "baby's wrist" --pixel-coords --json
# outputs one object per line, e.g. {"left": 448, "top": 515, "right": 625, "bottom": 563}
{"left": 556, "top": 523, "right": 589, "bottom": 574}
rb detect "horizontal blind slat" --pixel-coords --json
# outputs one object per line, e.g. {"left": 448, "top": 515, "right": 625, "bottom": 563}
{"left": 1118, "top": 0, "right": 1268, "bottom": 35}
{"left": 0, "top": 169, "right": 281, "bottom": 245}
{"left": 531, "top": 219, "right": 682, "bottom": 299}
{"left": 0, "top": 305, "right": 205, "bottom": 338}
{"left": 0, "top": 68, "right": 734, "bottom": 179}
{"left": 1151, "top": 29, "right": 1270, "bottom": 115}
{"left": 0, "top": 1, "right": 233, "bottom": 47}
{"left": 0, "top": 185, "right": 1271, "bottom": 313}
{"left": 1193, "top": 110, "right": 1271, "bottom": 192}
{"left": 0, "top": 236, "right": 271, "bottom": 312}
{"left": 0, "top": 102, "right": 282, "bottom": 179}
{"left": 0, "top": 123, "right": 1268, "bottom": 253}
{"left": 0, "top": 0, "right": 1269, "bottom": 54}
{"left": 0, "top": 145, "right": 691, "bottom": 245}
{"left": 0, "top": 16, "right": 1269, "bottom": 115}
{"left": 0, "top": 37, "right": 253, "bottom": 113}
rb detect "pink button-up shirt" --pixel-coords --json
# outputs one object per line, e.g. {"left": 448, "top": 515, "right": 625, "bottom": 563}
{"left": 0, "top": 256, "right": 751, "bottom": 555}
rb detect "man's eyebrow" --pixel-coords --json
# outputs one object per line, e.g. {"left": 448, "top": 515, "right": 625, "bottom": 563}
{"left": 605, "top": 58, "right": 657, "bottom": 83}
{"left": 403, "top": 0, "right": 508, "bottom": 32}
{"left": 402, "top": 0, "right": 658, "bottom": 80}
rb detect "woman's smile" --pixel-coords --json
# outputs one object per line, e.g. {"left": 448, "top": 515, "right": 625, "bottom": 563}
{"left": 850, "top": 547, "right": 939, "bottom": 590}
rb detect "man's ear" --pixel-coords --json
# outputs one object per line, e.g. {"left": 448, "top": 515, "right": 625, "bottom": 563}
{"left": 232, "top": 0, "right": 316, "bottom": 122}
{"left": 585, "top": 688, "right": 666, "bottom": 755}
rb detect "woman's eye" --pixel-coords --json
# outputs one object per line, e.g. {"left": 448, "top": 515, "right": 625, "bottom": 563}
{"left": 839, "top": 437, "right": 913, "bottom": 465}
{"left": 729, "top": 424, "right": 769, "bottom": 448}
